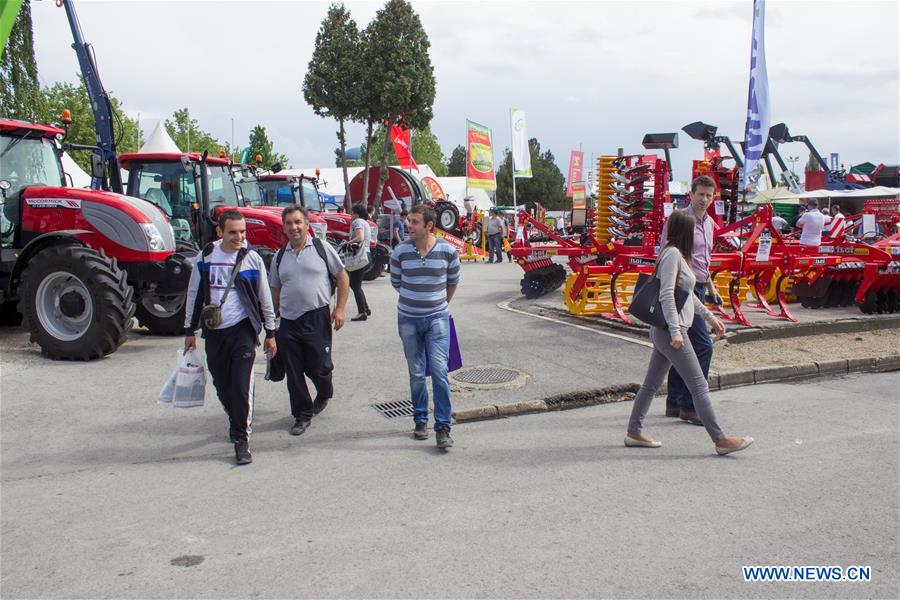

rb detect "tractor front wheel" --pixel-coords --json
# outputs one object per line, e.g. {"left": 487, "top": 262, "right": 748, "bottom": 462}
{"left": 435, "top": 201, "right": 460, "bottom": 234}
{"left": 20, "top": 245, "right": 134, "bottom": 360}
{"left": 134, "top": 293, "right": 186, "bottom": 335}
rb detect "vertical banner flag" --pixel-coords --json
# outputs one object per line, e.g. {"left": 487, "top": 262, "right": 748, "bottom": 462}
{"left": 572, "top": 188, "right": 586, "bottom": 209}
{"left": 466, "top": 120, "right": 496, "bottom": 191}
{"left": 566, "top": 150, "right": 585, "bottom": 198}
{"left": 390, "top": 124, "right": 418, "bottom": 171}
{"left": 0, "top": 0, "right": 24, "bottom": 50}
{"left": 741, "top": 0, "right": 770, "bottom": 192}
{"left": 510, "top": 108, "right": 532, "bottom": 178}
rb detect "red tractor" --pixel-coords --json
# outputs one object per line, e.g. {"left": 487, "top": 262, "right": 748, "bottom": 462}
{"left": 118, "top": 151, "right": 328, "bottom": 333}
{"left": 254, "top": 170, "right": 390, "bottom": 279}
{"left": 0, "top": 119, "right": 191, "bottom": 359}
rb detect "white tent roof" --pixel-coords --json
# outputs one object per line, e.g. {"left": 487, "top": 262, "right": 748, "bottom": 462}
{"left": 750, "top": 185, "right": 900, "bottom": 204}
{"left": 60, "top": 152, "right": 91, "bottom": 188}
{"left": 140, "top": 121, "right": 181, "bottom": 153}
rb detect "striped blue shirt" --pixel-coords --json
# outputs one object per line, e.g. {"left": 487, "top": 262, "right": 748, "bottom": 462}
{"left": 390, "top": 238, "right": 460, "bottom": 317}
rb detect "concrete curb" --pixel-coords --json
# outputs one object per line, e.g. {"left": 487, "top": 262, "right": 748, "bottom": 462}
{"left": 724, "top": 315, "right": 900, "bottom": 345}
{"left": 452, "top": 355, "right": 900, "bottom": 424}
{"left": 510, "top": 297, "right": 900, "bottom": 346}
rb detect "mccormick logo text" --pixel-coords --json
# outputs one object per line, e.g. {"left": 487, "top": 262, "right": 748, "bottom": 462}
{"left": 26, "top": 198, "right": 82, "bottom": 209}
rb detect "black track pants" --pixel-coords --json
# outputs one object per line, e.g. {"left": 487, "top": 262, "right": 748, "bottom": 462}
{"left": 277, "top": 306, "right": 334, "bottom": 420}
{"left": 205, "top": 319, "right": 257, "bottom": 443}
{"left": 348, "top": 267, "right": 368, "bottom": 314}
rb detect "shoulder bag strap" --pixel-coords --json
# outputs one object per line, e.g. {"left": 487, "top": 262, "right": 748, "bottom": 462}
{"left": 216, "top": 252, "right": 245, "bottom": 307}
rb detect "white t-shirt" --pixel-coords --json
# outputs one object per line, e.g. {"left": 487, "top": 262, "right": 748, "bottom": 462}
{"left": 206, "top": 245, "right": 247, "bottom": 329}
{"left": 771, "top": 215, "right": 787, "bottom": 231}
{"left": 797, "top": 209, "right": 828, "bottom": 246}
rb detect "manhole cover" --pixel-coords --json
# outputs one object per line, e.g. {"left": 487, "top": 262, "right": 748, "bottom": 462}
{"left": 372, "top": 400, "right": 414, "bottom": 419}
{"left": 453, "top": 366, "right": 522, "bottom": 385}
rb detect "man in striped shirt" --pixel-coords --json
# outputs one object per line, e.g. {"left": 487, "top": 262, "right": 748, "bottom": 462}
{"left": 390, "top": 204, "right": 460, "bottom": 449}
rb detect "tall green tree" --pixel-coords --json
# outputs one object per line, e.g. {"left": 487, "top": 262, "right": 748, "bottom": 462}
{"left": 39, "top": 80, "right": 142, "bottom": 173}
{"left": 496, "top": 138, "right": 566, "bottom": 209}
{"left": 446, "top": 144, "right": 466, "bottom": 176}
{"left": 303, "top": 3, "right": 361, "bottom": 211}
{"left": 363, "top": 125, "right": 447, "bottom": 176}
{"left": 247, "top": 124, "right": 288, "bottom": 170}
{"left": 1, "top": 0, "right": 41, "bottom": 120}
{"left": 358, "top": 0, "right": 436, "bottom": 212}
{"left": 164, "top": 108, "right": 221, "bottom": 156}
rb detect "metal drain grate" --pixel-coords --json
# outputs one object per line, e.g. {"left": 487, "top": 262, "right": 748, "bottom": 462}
{"left": 372, "top": 400, "right": 415, "bottom": 419}
{"left": 453, "top": 366, "right": 521, "bottom": 385}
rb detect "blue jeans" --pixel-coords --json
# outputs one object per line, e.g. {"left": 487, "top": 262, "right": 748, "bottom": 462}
{"left": 398, "top": 311, "right": 452, "bottom": 431}
{"left": 666, "top": 283, "right": 714, "bottom": 413}
{"left": 488, "top": 234, "right": 503, "bottom": 263}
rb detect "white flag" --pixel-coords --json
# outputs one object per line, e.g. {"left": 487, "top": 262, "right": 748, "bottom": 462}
{"left": 510, "top": 108, "right": 532, "bottom": 178}
{"left": 741, "top": 0, "right": 770, "bottom": 192}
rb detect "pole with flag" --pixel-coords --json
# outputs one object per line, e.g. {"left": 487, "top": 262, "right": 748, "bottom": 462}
{"left": 741, "top": 0, "right": 770, "bottom": 193}
{"left": 510, "top": 108, "right": 532, "bottom": 210}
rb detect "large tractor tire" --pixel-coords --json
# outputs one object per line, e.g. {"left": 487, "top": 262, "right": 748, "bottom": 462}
{"left": 255, "top": 246, "right": 276, "bottom": 272}
{"left": 134, "top": 294, "right": 187, "bottom": 335}
{"left": 20, "top": 245, "right": 134, "bottom": 360}
{"left": 0, "top": 301, "right": 23, "bottom": 326}
{"left": 362, "top": 242, "right": 391, "bottom": 281}
{"left": 362, "top": 259, "right": 384, "bottom": 281}
{"left": 435, "top": 201, "right": 460, "bottom": 235}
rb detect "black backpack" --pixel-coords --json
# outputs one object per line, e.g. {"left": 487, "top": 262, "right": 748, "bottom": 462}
{"left": 275, "top": 237, "right": 336, "bottom": 296}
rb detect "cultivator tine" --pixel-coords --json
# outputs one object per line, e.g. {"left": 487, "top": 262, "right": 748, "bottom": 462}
{"left": 601, "top": 272, "right": 632, "bottom": 324}
{"left": 727, "top": 276, "right": 753, "bottom": 327}
{"left": 747, "top": 271, "right": 777, "bottom": 315}
{"left": 774, "top": 272, "right": 798, "bottom": 322}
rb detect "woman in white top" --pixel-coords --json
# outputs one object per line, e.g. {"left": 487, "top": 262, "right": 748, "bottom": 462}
{"left": 625, "top": 210, "right": 753, "bottom": 455}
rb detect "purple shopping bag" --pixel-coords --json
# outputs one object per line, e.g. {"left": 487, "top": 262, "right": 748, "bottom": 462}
{"left": 425, "top": 315, "right": 462, "bottom": 376}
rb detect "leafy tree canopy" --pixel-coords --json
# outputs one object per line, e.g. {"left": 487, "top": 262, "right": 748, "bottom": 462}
{"left": 496, "top": 138, "right": 567, "bottom": 209}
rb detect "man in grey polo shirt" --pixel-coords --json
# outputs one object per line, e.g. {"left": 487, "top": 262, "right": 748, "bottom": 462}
{"left": 270, "top": 205, "right": 349, "bottom": 436}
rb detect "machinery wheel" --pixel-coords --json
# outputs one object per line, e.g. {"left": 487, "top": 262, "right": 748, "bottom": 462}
{"left": 0, "top": 301, "right": 23, "bottom": 326}
{"left": 435, "top": 201, "right": 460, "bottom": 234}
{"left": 20, "top": 245, "right": 134, "bottom": 360}
{"left": 256, "top": 246, "right": 276, "bottom": 272}
{"left": 876, "top": 289, "right": 887, "bottom": 314}
{"left": 176, "top": 239, "right": 200, "bottom": 253}
{"left": 134, "top": 294, "right": 187, "bottom": 335}
{"left": 521, "top": 278, "right": 543, "bottom": 299}
{"left": 800, "top": 296, "right": 827, "bottom": 309}
{"left": 362, "top": 259, "right": 384, "bottom": 281}
{"left": 886, "top": 288, "right": 899, "bottom": 313}
{"left": 858, "top": 290, "right": 877, "bottom": 314}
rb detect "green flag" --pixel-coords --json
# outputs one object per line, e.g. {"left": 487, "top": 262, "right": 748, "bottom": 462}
{"left": 0, "top": 0, "right": 25, "bottom": 53}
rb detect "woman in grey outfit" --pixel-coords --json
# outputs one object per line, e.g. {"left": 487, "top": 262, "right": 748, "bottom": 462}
{"left": 625, "top": 210, "right": 753, "bottom": 455}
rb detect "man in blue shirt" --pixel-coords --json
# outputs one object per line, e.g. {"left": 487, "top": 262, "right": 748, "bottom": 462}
{"left": 390, "top": 205, "right": 460, "bottom": 448}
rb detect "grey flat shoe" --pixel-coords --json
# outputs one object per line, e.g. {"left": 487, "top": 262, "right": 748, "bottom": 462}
{"left": 716, "top": 436, "right": 754, "bottom": 455}
{"left": 624, "top": 435, "right": 662, "bottom": 448}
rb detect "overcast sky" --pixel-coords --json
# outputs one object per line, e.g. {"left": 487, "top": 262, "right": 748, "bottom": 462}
{"left": 31, "top": 0, "right": 899, "bottom": 184}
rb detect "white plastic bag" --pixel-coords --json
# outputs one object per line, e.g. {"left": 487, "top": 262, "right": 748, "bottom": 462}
{"left": 159, "top": 350, "right": 180, "bottom": 404}
{"left": 172, "top": 349, "right": 206, "bottom": 408}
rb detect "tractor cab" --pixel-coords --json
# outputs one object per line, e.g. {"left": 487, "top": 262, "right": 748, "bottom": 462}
{"left": 232, "top": 164, "right": 263, "bottom": 206}
{"left": 0, "top": 121, "right": 68, "bottom": 249}
{"left": 255, "top": 173, "right": 323, "bottom": 212}
{"left": 120, "top": 152, "right": 238, "bottom": 247}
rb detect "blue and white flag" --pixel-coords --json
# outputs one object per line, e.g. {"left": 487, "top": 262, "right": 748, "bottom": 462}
{"left": 741, "top": 0, "right": 770, "bottom": 192}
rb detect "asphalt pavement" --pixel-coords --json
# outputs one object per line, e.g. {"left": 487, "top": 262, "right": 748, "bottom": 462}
{"left": 1, "top": 259, "right": 898, "bottom": 598}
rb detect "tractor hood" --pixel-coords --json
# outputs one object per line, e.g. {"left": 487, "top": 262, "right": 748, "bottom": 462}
{"left": 22, "top": 186, "right": 176, "bottom": 254}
